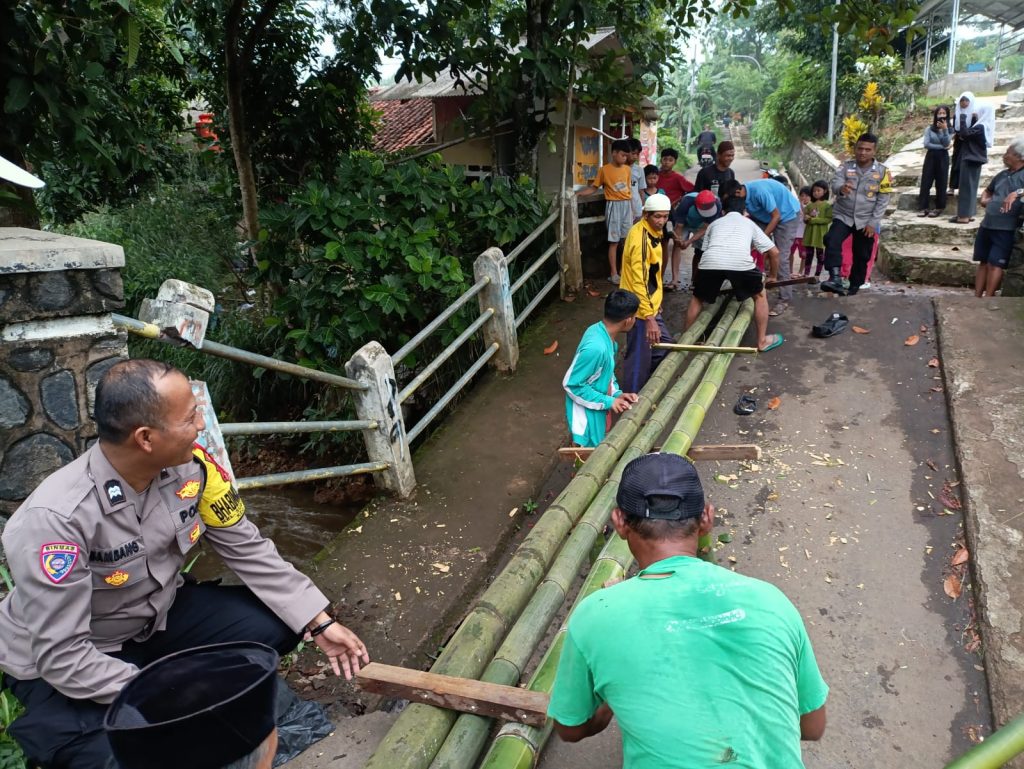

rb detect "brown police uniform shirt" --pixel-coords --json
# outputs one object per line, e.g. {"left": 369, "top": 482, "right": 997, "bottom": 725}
{"left": 0, "top": 443, "right": 329, "bottom": 704}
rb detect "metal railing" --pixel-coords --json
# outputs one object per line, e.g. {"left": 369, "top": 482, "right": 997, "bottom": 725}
{"left": 110, "top": 194, "right": 585, "bottom": 496}
{"left": 111, "top": 313, "right": 388, "bottom": 489}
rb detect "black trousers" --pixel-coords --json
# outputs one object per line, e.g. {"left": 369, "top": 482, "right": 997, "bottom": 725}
{"left": 824, "top": 220, "right": 875, "bottom": 291}
{"left": 918, "top": 149, "right": 949, "bottom": 211}
{"left": 4, "top": 583, "right": 300, "bottom": 769}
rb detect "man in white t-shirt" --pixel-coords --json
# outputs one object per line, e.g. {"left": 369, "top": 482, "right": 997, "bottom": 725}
{"left": 684, "top": 196, "right": 785, "bottom": 353}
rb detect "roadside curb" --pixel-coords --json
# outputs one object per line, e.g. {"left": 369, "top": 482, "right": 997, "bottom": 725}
{"left": 935, "top": 295, "right": 1024, "bottom": 759}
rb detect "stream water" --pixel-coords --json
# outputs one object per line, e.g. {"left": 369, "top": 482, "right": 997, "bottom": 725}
{"left": 190, "top": 486, "right": 357, "bottom": 582}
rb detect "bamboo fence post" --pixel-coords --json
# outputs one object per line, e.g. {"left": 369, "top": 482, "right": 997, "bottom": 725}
{"left": 476, "top": 300, "right": 756, "bottom": 769}
{"left": 365, "top": 299, "right": 727, "bottom": 769}
{"left": 428, "top": 301, "right": 743, "bottom": 769}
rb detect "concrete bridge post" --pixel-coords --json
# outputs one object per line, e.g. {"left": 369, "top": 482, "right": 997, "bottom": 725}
{"left": 345, "top": 342, "right": 416, "bottom": 497}
{"left": 0, "top": 228, "right": 129, "bottom": 521}
{"left": 473, "top": 247, "right": 519, "bottom": 372}
{"left": 560, "top": 191, "right": 583, "bottom": 296}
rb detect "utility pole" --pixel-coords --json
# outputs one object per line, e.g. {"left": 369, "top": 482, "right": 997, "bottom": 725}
{"left": 683, "top": 36, "right": 699, "bottom": 149}
{"left": 826, "top": 0, "right": 839, "bottom": 143}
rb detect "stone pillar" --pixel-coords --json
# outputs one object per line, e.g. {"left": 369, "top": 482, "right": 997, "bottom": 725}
{"left": 1000, "top": 232, "right": 1024, "bottom": 296}
{"left": 0, "top": 228, "right": 128, "bottom": 517}
{"left": 560, "top": 191, "right": 583, "bottom": 296}
{"left": 473, "top": 247, "right": 518, "bottom": 372}
{"left": 345, "top": 342, "right": 416, "bottom": 498}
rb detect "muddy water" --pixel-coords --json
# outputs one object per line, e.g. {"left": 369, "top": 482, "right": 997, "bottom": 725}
{"left": 189, "top": 487, "right": 358, "bottom": 582}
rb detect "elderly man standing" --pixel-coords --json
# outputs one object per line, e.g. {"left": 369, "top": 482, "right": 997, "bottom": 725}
{"left": 820, "top": 132, "right": 893, "bottom": 296}
{"left": 742, "top": 177, "right": 801, "bottom": 315}
{"left": 620, "top": 193, "right": 674, "bottom": 394}
{"left": 547, "top": 453, "right": 829, "bottom": 768}
{"left": 973, "top": 136, "right": 1024, "bottom": 297}
{"left": 0, "top": 359, "right": 369, "bottom": 769}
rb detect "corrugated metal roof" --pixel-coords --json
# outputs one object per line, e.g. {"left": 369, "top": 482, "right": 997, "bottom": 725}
{"left": 374, "top": 27, "right": 631, "bottom": 102}
{"left": 916, "top": 0, "right": 1024, "bottom": 30}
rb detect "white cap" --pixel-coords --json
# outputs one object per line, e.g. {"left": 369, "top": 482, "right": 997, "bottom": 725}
{"left": 0, "top": 154, "right": 44, "bottom": 189}
{"left": 642, "top": 193, "right": 671, "bottom": 212}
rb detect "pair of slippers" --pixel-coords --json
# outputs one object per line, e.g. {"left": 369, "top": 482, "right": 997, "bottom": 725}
{"left": 812, "top": 312, "right": 848, "bottom": 338}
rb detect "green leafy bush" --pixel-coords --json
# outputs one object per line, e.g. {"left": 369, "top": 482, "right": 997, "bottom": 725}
{"left": 0, "top": 685, "right": 27, "bottom": 769}
{"left": 752, "top": 58, "right": 831, "bottom": 149}
{"left": 258, "top": 154, "right": 549, "bottom": 370}
{"left": 838, "top": 55, "right": 923, "bottom": 115}
{"left": 59, "top": 163, "right": 240, "bottom": 316}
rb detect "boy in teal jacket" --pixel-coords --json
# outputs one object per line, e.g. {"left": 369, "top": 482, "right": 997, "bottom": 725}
{"left": 564, "top": 290, "right": 641, "bottom": 447}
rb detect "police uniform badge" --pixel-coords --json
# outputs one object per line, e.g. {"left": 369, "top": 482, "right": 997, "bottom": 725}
{"left": 41, "top": 542, "right": 80, "bottom": 584}
{"left": 105, "top": 480, "right": 126, "bottom": 506}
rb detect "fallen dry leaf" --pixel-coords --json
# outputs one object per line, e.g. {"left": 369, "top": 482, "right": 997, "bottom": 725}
{"left": 952, "top": 548, "right": 969, "bottom": 566}
{"left": 586, "top": 289, "right": 601, "bottom": 297}
{"left": 928, "top": 357, "right": 940, "bottom": 368}
{"left": 926, "top": 459, "right": 939, "bottom": 472}
{"left": 944, "top": 574, "right": 962, "bottom": 599}
{"left": 930, "top": 386, "right": 944, "bottom": 393}
{"left": 905, "top": 335, "right": 920, "bottom": 346}
{"left": 767, "top": 397, "right": 782, "bottom": 410}
{"left": 852, "top": 326, "right": 871, "bottom": 334}
{"left": 920, "top": 324, "right": 928, "bottom": 333}
{"left": 431, "top": 563, "right": 451, "bottom": 573}
{"left": 543, "top": 340, "right": 559, "bottom": 355}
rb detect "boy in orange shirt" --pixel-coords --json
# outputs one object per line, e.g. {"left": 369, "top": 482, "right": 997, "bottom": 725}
{"left": 578, "top": 139, "right": 633, "bottom": 283}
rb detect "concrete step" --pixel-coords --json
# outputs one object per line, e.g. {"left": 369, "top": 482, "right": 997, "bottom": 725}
{"left": 877, "top": 241, "right": 975, "bottom": 287}
{"left": 884, "top": 209, "right": 979, "bottom": 246}
{"left": 891, "top": 187, "right": 982, "bottom": 216}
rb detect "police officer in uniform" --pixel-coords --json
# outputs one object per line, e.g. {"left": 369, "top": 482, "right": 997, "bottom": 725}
{"left": 0, "top": 359, "right": 369, "bottom": 769}
{"left": 105, "top": 642, "right": 280, "bottom": 769}
{"left": 820, "top": 132, "right": 893, "bottom": 296}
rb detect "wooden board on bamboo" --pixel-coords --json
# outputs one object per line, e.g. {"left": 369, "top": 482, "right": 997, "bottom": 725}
{"left": 558, "top": 444, "right": 761, "bottom": 462}
{"left": 355, "top": 662, "right": 550, "bottom": 726}
{"left": 651, "top": 343, "right": 759, "bottom": 354}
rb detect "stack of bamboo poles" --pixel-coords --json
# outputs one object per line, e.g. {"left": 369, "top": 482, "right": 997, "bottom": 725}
{"left": 478, "top": 300, "right": 755, "bottom": 768}
{"left": 365, "top": 297, "right": 753, "bottom": 769}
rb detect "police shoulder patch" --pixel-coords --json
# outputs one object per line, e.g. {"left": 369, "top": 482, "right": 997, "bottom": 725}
{"left": 104, "top": 480, "right": 126, "bottom": 506}
{"left": 40, "top": 542, "right": 80, "bottom": 584}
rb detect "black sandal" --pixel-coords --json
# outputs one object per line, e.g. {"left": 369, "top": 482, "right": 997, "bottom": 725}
{"left": 734, "top": 394, "right": 757, "bottom": 416}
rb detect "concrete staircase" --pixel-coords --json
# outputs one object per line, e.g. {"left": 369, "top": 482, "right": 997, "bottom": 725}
{"left": 876, "top": 100, "right": 1024, "bottom": 288}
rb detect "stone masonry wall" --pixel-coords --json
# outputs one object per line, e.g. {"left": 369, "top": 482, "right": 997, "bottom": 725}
{"left": 787, "top": 140, "right": 839, "bottom": 190}
{"left": 0, "top": 228, "right": 128, "bottom": 518}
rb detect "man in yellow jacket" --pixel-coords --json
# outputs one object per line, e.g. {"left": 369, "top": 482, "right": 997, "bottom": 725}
{"left": 621, "top": 193, "right": 673, "bottom": 393}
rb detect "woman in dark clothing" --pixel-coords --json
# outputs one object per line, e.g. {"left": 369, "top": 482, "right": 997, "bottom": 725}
{"left": 918, "top": 106, "right": 951, "bottom": 217}
{"left": 951, "top": 92, "right": 994, "bottom": 224}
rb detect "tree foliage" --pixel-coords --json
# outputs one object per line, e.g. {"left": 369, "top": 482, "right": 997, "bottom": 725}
{"left": 0, "top": 1, "right": 193, "bottom": 224}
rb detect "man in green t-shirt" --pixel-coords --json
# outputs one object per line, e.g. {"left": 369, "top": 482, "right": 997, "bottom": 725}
{"left": 548, "top": 453, "right": 828, "bottom": 768}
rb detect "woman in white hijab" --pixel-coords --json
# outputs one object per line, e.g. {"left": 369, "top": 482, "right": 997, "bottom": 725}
{"left": 950, "top": 91, "right": 994, "bottom": 223}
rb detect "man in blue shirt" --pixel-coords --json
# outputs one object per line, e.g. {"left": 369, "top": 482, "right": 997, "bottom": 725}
{"left": 740, "top": 177, "right": 801, "bottom": 315}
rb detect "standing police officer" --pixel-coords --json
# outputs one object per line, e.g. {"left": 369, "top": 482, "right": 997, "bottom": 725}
{"left": 0, "top": 359, "right": 369, "bottom": 768}
{"left": 820, "top": 132, "right": 893, "bottom": 296}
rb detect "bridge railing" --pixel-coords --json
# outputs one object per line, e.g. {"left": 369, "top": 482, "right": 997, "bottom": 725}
{"left": 114, "top": 193, "right": 586, "bottom": 499}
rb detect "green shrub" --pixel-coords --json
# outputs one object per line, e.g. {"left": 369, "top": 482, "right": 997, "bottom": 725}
{"left": 58, "top": 167, "right": 240, "bottom": 316}
{"left": 0, "top": 685, "right": 27, "bottom": 769}
{"left": 752, "top": 58, "right": 831, "bottom": 149}
{"left": 258, "top": 154, "right": 549, "bottom": 371}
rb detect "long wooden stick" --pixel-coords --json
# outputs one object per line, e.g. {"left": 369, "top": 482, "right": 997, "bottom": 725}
{"left": 356, "top": 663, "right": 550, "bottom": 727}
{"left": 558, "top": 444, "right": 761, "bottom": 462}
{"left": 764, "top": 276, "right": 817, "bottom": 288}
{"left": 652, "top": 343, "right": 758, "bottom": 354}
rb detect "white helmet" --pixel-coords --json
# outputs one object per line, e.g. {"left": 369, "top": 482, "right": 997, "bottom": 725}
{"left": 643, "top": 193, "right": 670, "bottom": 212}
{"left": 0, "top": 154, "right": 44, "bottom": 188}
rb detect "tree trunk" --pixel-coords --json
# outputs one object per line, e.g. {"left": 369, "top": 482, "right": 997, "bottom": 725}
{"left": 225, "top": 0, "right": 260, "bottom": 248}
{"left": 0, "top": 142, "right": 41, "bottom": 228}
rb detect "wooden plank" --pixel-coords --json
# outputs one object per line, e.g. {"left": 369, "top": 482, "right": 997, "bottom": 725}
{"left": 688, "top": 443, "right": 761, "bottom": 461}
{"left": 651, "top": 343, "right": 759, "bottom": 354}
{"left": 355, "top": 662, "right": 549, "bottom": 727}
{"left": 558, "top": 444, "right": 761, "bottom": 462}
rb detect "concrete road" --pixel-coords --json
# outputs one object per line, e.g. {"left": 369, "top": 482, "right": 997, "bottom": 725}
{"left": 540, "top": 289, "right": 990, "bottom": 768}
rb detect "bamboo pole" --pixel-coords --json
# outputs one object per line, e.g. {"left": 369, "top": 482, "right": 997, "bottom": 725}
{"left": 943, "top": 711, "right": 1024, "bottom": 768}
{"left": 364, "top": 299, "right": 727, "bottom": 769}
{"left": 476, "top": 300, "right": 756, "bottom": 769}
{"left": 429, "top": 301, "right": 743, "bottom": 769}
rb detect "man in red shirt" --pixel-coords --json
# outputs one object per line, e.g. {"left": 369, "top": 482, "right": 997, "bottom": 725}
{"left": 657, "top": 148, "right": 695, "bottom": 290}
